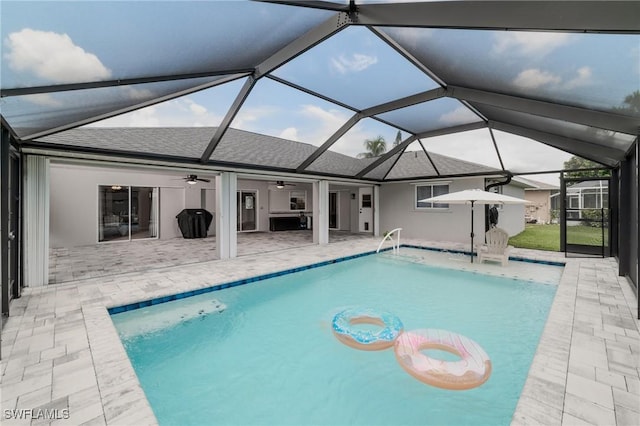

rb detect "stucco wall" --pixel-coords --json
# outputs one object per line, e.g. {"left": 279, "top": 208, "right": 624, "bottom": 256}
{"left": 379, "top": 178, "right": 525, "bottom": 244}
{"left": 524, "top": 190, "right": 552, "bottom": 224}
{"left": 50, "top": 163, "right": 215, "bottom": 248}
{"left": 499, "top": 185, "right": 526, "bottom": 236}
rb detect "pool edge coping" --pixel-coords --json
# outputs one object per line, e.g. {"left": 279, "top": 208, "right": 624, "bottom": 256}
{"left": 108, "top": 244, "right": 565, "bottom": 315}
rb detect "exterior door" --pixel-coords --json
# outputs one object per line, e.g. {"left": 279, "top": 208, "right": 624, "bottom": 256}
{"left": 329, "top": 192, "right": 338, "bottom": 229}
{"left": 237, "top": 191, "right": 257, "bottom": 232}
{"left": 9, "top": 153, "right": 20, "bottom": 301}
{"left": 561, "top": 176, "right": 610, "bottom": 257}
{"left": 358, "top": 187, "right": 373, "bottom": 233}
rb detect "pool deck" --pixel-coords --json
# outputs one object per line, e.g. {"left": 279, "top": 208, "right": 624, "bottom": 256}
{"left": 1, "top": 238, "right": 638, "bottom": 425}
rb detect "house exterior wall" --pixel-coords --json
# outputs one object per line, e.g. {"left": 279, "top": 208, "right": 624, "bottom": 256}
{"left": 379, "top": 177, "right": 486, "bottom": 244}
{"left": 499, "top": 185, "right": 526, "bottom": 235}
{"left": 525, "top": 190, "right": 553, "bottom": 224}
{"left": 49, "top": 163, "right": 215, "bottom": 248}
{"left": 379, "top": 178, "right": 525, "bottom": 244}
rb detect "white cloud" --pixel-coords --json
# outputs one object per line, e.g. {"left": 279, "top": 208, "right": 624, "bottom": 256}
{"left": 279, "top": 127, "right": 298, "bottom": 140}
{"left": 21, "top": 93, "right": 62, "bottom": 107}
{"left": 513, "top": 68, "right": 561, "bottom": 89}
{"left": 91, "top": 106, "right": 161, "bottom": 127}
{"left": 233, "top": 105, "right": 279, "bottom": 130}
{"left": 186, "top": 99, "right": 208, "bottom": 115}
{"left": 564, "top": 66, "right": 592, "bottom": 89}
{"left": 89, "top": 97, "right": 224, "bottom": 128}
{"left": 330, "top": 53, "right": 378, "bottom": 75}
{"left": 5, "top": 28, "right": 111, "bottom": 83}
{"left": 438, "top": 106, "right": 478, "bottom": 126}
{"left": 493, "top": 32, "right": 575, "bottom": 57}
{"left": 513, "top": 66, "right": 594, "bottom": 91}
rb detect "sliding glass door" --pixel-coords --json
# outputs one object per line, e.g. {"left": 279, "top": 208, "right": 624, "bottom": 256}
{"left": 99, "top": 185, "right": 158, "bottom": 242}
{"left": 237, "top": 190, "right": 257, "bottom": 232}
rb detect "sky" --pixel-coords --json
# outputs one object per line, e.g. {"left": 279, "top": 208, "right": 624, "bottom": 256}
{"left": 3, "top": 1, "right": 638, "bottom": 187}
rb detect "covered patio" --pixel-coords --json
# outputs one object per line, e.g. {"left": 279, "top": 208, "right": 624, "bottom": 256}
{"left": 48, "top": 230, "right": 374, "bottom": 285}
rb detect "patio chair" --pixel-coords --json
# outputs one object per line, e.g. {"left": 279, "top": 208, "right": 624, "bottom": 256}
{"left": 477, "top": 227, "right": 512, "bottom": 266}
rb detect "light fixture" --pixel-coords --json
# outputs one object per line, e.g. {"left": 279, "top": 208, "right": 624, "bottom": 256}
{"left": 276, "top": 181, "right": 284, "bottom": 189}
{"left": 187, "top": 179, "right": 197, "bottom": 185}
{"left": 111, "top": 185, "right": 122, "bottom": 190}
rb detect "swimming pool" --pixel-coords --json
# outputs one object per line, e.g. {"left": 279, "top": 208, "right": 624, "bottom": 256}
{"left": 111, "top": 249, "right": 561, "bottom": 425}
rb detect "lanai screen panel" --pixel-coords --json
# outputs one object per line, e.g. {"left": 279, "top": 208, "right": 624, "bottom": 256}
{"left": 1, "top": 1, "right": 333, "bottom": 87}
{"left": 417, "top": 128, "right": 503, "bottom": 171}
{"left": 272, "top": 26, "right": 439, "bottom": 110}
{"left": 473, "top": 103, "right": 637, "bottom": 154}
{"left": 4, "top": 76, "right": 232, "bottom": 139}
{"left": 375, "top": 98, "right": 481, "bottom": 134}
{"left": 493, "top": 131, "right": 582, "bottom": 173}
{"left": 305, "top": 118, "right": 406, "bottom": 175}
{"left": 385, "top": 142, "right": 438, "bottom": 180}
{"left": 379, "top": 27, "right": 640, "bottom": 115}
{"left": 209, "top": 128, "right": 322, "bottom": 170}
{"left": 362, "top": 152, "right": 403, "bottom": 180}
{"left": 36, "top": 127, "right": 214, "bottom": 160}
{"left": 87, "top": 79, "right": 248, "bottom": 128}
{"left": 229, "top": 78, "right": 353, "bottom": 148}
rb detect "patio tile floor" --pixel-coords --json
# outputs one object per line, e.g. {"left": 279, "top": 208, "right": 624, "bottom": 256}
{"left": 2, "top": 236, "right": 639, "bottom": 425}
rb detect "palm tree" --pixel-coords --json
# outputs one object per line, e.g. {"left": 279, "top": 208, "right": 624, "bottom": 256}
{"left": 357, "top": 135, "right": 387, "bottom": 158}
{"left": 393, "top": 130, "right": 402, "bottom": 147}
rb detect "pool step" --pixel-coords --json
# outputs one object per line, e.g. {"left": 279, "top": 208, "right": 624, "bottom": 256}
{"left": 379, "top": 252, "right": 426, "bottom": 264}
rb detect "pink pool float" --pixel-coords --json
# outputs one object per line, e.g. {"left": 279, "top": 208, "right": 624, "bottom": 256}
{"left": 394, "top": 328, "right": 492, "bottom": 390}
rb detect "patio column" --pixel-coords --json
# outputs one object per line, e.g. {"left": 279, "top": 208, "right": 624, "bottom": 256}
{"left": 24, "top": 155, "right": 50, "bottom": 287}
{"left": 373, "top": 185, "right": 380, "bottom": 237}
{"left": 216, "top": 172, "right": 237, "bottom": 259}
{"left": 313, "top": 180, "right": 329, "bottom": 245}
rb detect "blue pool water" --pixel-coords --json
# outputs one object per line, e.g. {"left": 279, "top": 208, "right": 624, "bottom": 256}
{"left": 112, "top": 251, "right": 560, "bottom": 425}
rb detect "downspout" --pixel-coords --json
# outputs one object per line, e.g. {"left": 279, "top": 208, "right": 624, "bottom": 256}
{"left": 485, "top": 172, "right": 513, "bottom": 233}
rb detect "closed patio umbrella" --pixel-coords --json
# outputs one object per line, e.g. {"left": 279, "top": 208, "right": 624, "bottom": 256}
{"left": 419, "top": 189, "right": 530, "bottom": 262}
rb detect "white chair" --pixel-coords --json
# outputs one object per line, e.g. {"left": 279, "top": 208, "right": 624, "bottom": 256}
{"left": 477, "top": 227, "right": 512, "bottom": 266}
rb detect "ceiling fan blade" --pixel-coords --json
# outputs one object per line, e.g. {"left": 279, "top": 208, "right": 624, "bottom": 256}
{"left": 196, "top": 178, "right": 211, "bottom": 183}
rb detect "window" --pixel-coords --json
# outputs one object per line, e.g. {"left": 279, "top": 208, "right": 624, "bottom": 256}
{"left": 568, "top": 195, "right": 580, "bottom": 209}
{"left": 289, "top": 190, "right": 306, "bottom": 211}
{"left": 415, "top": 184, "right": 449, "bottom": 209}
{"left": 361, "top": 194, "right": 372, "bottom": 208}
{"left": 99, "top": 185, "right": 158, "bottom": 242}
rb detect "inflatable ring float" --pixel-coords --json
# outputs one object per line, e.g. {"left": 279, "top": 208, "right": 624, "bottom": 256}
{"left": 332, "top": 308, "right": 404, "bottom": 351}
{"left": 394, "top": 329, "right": 492, "bottom": 390}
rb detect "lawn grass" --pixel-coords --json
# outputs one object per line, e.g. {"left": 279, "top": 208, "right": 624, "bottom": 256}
{"left": 508, "top": 224, "right": 608, "bottom": 252}
{"left": 509, "top": 224, "right": 561, "bottom": 251}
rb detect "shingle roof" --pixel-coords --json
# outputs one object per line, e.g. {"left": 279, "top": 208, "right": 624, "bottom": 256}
{"left": 36, "top": 127, "right": 503, "bottom": 180}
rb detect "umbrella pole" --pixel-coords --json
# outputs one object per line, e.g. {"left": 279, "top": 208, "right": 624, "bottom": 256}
{"left": 470, "top": 200, "right": 475, "bottom": 263}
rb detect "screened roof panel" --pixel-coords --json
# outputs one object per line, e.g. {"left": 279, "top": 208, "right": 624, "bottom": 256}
{"left": 4, "top": 76, "right": 232, "bottom": 139}
{"left": 379, "top": 27, "right": 640, "bottom": 116}
{"left": 229, "top": 78, "right": 353, "bottom": 147}
{"left": 387, "top": 151, "right": 438, "bottom": 179}
{"left": 87, "top": 78, "right": 247, "bottom": 128}
{"left": 2, "top": 2, "right": 636, "bottom": 182}
{"left": 323, "top": 117, "right": 407, "bottom": 157}
{"left": 375, "top": 98, "right": 481, "bottom": 134}
{"left": 363, "top": 152, "right": 402, "bottom": 180}
{"left": 1, "top": 1, "right": 334, "bottom": 88}
{"left": 210, "top": 128, "right": 321, "bottom": 170}
{"left": 35, "top": 127, "right": 211, "bottom": 159}
{"left": 415, "top": 128, "right": 503, "bottom": 170}
{"left": 473, "top": 103, "right": 637, "bottom": 153}
{"left": 272, "top": 26, "right": 439, "bottom": 110}
{"left": 493, "top": 130, "right": 580, "bottom": 173}
{"left": 305, "top": 149, "right": 373, "bottom": 177}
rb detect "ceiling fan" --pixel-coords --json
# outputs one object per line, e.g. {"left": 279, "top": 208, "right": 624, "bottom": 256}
{"left": 270, "top": 180, "right": 296, "bottom": 189}
{"left": 181, "top": 174, "right": 211, "bottom": 185}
